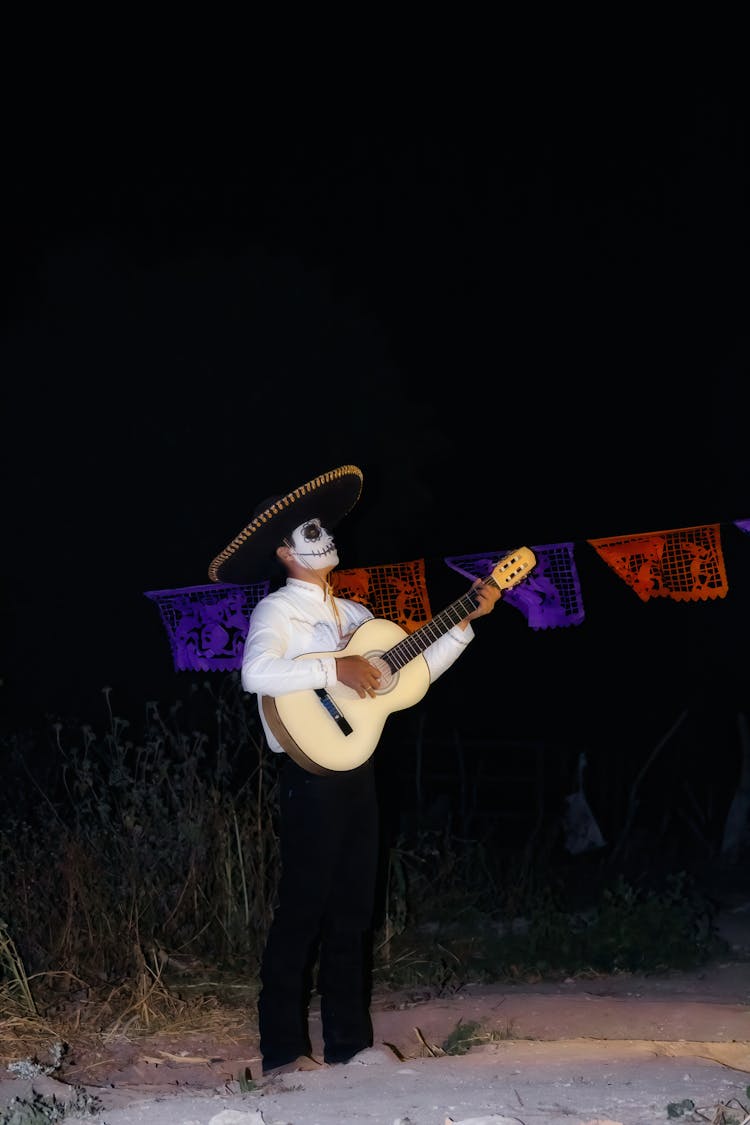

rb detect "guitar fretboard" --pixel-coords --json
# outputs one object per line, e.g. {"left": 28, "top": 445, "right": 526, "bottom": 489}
{"left": 381, "top": 546, "right": 535, "bottom": 673}
{"left": 383, "top": 579, "right": 496, "bottom": 672}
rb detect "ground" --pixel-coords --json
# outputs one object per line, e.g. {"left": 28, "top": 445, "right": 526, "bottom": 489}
{"left": 2, "top": 910, "right": 750, "bottom": 1124}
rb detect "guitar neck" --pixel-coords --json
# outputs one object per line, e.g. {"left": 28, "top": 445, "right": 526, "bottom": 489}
{"left": 383, "top": 574, "right": 499, "bottom": 673}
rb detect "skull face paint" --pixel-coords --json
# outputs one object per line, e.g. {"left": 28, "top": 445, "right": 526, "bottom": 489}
{"left": 285, "top": 518, "right": 339, "bottom": 570}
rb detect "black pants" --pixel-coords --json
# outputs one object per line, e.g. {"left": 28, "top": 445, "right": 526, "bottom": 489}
{"left": 258, "top": 754, "right": 379, "bottom": 1072}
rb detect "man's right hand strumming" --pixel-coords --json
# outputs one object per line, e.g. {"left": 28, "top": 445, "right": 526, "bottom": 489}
{"left": 335, "top": 654, "right": 382, "bottom": 699}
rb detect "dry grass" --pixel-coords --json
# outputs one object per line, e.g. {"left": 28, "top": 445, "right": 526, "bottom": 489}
{"left": 0, "top": 1005, "right": 63, "bottom": 1070}
{"left": 0, "top": 933, "right": 259, "bottom": 1074}
{"left": 0, "top": 972, "right": 257, "bottom": 1076}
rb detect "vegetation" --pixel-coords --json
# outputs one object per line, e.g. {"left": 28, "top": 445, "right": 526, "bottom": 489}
{"left": 0, "top": 677, "right": 737, "bottom": 1064}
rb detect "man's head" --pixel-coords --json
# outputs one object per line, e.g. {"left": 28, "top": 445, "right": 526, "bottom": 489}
{"left": 208, "top": 465, "right": 362, "bottom": 584}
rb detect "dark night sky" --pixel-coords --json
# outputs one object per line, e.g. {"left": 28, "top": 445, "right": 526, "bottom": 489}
{"left": 2, "top": 85, "right": 749, "bottom": 778}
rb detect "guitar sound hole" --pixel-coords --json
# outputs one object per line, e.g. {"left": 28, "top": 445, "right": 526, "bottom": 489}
{"left": 367, "top": 654, "right": 396, "bottom": 695}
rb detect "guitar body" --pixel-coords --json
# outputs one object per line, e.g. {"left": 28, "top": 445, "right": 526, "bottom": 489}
{"left": 262, "top": 618, "right": 431, "bottom": 775}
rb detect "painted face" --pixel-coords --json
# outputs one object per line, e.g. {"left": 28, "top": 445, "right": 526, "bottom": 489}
{"left": 286, "top": 518, "right": 339, "bottom": 570}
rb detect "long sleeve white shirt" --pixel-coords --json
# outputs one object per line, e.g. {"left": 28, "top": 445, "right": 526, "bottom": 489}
{"left": 242, "top": 578, "right": 474, "bottom": 753}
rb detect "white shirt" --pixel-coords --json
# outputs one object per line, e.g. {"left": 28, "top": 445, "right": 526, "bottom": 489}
{"left": 242, "top": 578, "right": 474, "bottom": 753}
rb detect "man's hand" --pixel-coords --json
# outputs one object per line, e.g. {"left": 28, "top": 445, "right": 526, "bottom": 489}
{"left": 335, "top": 654, "right": 382, "bottom": 698}
{"left": 464, "top": 579, "right": 502, "bottom": 624}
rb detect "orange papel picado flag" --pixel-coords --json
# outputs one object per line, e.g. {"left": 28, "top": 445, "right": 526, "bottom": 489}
{"left": 331, "top": 559, "right": 431, "bottom": 632}
{"left": 588, "top": 524, "right": 728, "bottom": 603}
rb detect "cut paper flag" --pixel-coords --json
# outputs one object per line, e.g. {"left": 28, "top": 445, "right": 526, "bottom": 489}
{"left": 331, "top": 559, "right": 431, "bottom": 633}
{"left": 588, "top": 524, "right": 729, "bottom": 603}
{"left": 444, "top": 543, "right": 585, "bottom": 629}
{"left": 145, "top": 514, "right": 748, "bottom": 672}
{"left": 144, "top": 581, "right": 269, "bottom": 671}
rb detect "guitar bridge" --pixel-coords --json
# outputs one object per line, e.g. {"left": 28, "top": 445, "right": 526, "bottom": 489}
{"left": 314, "top": 689, "right": 353, "bottom": 736}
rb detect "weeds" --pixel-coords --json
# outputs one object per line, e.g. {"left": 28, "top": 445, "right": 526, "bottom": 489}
{"left": 0, "top": 923, "right": 36, "bottom": 1017}
{"left": 373, "top": 835, "right": 726, "bottom": 992}
{"left": 412, "top": 1016, "right": 523, "bottom": 1058}
{"left": 0, "top": 678, "right": 278, "bottom": 993}
{"left": 441, "top": 1019, "right": 484, "bottom": 1055}
{"left": 0, "top": 678, "right": 737, "bottom": 1050}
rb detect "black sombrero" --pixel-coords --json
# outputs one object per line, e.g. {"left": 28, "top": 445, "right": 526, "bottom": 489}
{"left": 208, "top": 464, "right": 364, "bottom": 584}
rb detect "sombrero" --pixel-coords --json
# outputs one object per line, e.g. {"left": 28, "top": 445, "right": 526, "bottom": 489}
{"left": 208, "top": 464, "right": 364, "bottom": 584}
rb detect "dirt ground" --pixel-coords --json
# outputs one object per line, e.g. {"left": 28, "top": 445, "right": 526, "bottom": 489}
{"left": 2, "top": 909, "right": 750, "bottom": 1124}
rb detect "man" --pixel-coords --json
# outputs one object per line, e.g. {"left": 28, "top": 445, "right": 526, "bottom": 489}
{"left": 208, "top": 464, "right": 502, "bottom": 1077}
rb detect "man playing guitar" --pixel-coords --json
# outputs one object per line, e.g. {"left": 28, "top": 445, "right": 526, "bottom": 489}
{"left": 208, "top": 464, "right": 522, "bottom": 1079}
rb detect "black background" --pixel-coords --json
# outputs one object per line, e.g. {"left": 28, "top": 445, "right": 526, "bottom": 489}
{"left": 3, "top": 79, "right": 748, "bottom": 841}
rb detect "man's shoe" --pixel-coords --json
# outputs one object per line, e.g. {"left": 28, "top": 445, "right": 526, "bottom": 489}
{"left": 262, "top": 1054, "right": 324, "bottom": 1078}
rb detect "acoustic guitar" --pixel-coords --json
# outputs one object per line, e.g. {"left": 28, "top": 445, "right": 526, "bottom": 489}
{"left": 262, "top": 546, "right": 537, "bottom": 774}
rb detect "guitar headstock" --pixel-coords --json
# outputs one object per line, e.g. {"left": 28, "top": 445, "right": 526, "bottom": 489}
{"left": 489, "top": 547, "right": 537, "bottom": 590}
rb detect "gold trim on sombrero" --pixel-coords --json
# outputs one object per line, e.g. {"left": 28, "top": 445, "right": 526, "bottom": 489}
{"left": 208, "top": 465, "right": 363, "bottom": 583}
